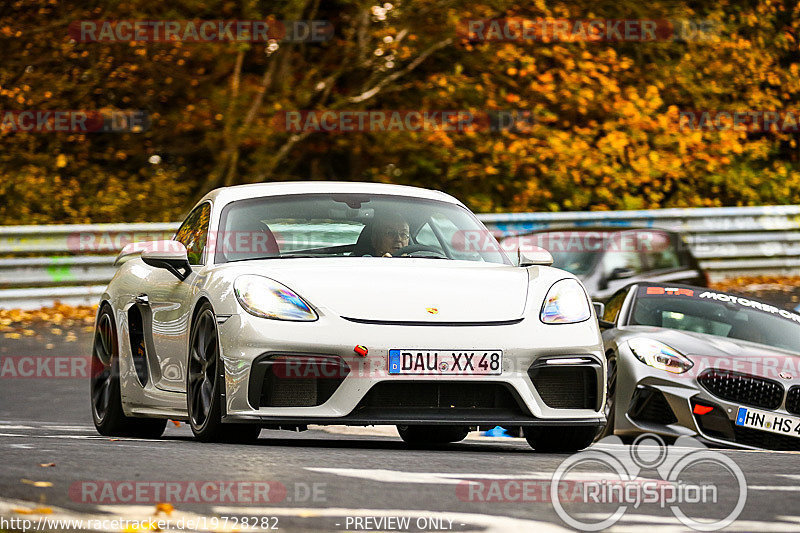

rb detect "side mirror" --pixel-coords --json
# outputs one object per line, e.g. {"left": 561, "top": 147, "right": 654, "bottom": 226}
{"left": 607, "top": 267, "right": 635, "bottom": 281}
{"left": 140, "top": 241, "right": 192, "bottom": 281}
{"left": 518, "top": 247, "right": 554, "bottom": 267}
{"left": 593, "top": 301, "right": 614, "bottom": 329}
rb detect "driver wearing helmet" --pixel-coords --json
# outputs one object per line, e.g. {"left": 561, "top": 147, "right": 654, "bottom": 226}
{"left": 370, "top": 214, "right": 410, "bottom": 257}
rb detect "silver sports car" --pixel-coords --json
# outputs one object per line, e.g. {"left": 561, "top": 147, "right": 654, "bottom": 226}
{"left": 90, "top": 182, "right": 606, "bottom": 451}
{"left": 600, "top": 282, "right": 800, "bottom": 450}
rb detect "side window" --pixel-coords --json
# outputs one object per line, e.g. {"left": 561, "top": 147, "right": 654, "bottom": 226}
{"left": 603, "top": 250, "right": 643, "bottom": 277}
{"left": 174, "top": 203, "right": 211, "bottom": 265}
{"left": 643, "top": 231, "right": 681, "bottom": 271}
{"left": 603, "top": 289, "right": 628, "bottom": 323}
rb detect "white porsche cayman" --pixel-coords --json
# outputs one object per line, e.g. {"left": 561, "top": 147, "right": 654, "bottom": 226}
{"left": 91, "top": 182, "right": 606, "bottom": 451}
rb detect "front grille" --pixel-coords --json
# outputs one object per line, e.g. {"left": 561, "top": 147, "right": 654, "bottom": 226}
{"left": 354, "top": 382, "right": 526, "bottom": 414}
{"left": 697, "top": 369, "right": 784, "bottom": 409}
{"left": 528, "top": 364, "right": 599, "bottom": 409}
{"left": 628, "top": 387, "right": 678, "bottom": 426}
{"left": 250, "top": 354, "right": 349, "bottom": 408}
{"left": 692, "top": 398, "right": 800, "bottom": 451}
{"left": 786, "top": 386, "right": 800, "bottom": 416}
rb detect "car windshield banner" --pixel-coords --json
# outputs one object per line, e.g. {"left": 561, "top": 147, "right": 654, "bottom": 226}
{"left": 638, "top": 286, "right": 800, "bottom": 325}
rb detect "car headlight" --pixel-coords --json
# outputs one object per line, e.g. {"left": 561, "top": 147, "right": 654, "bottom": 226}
{"left": 540, "top": 279, "right": 591, "bottom": 324}
{"left": 234, "top": 275, "right": 317, "bottom": 321}
{"left": 628, "top": 338, "right": 693, "bottom": 374}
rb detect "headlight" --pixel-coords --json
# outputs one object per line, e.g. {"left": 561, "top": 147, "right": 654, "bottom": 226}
{"left": 628, "top": 338, "right": 693, "bottom": 374}
{"left": 234, "top": 275, "right": 317, "bottom": 321}
{"left": 540, "top": 278, "right": 591, "bottom": 324}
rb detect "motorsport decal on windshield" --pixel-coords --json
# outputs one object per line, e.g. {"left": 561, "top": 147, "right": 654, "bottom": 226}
{"left": 639, "top": 286, "right": 800, "bottom": 324}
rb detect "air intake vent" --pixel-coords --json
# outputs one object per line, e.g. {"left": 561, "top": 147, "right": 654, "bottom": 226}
{"left": 528, "top": 362, "right": 599, "bottom": 410}
{"left": 355, "top": 382, "right": 524, "bottom": 412}
{"left": 249, "top": 354, "right": 349, "bottom": 408}
{"left": 629, "top": 387, "right": 677, "bottom": 425}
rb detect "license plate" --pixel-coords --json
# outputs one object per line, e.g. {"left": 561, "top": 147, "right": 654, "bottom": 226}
{"left": 735, "top": 407, "right": 800, "bottom": 439}
{"left": 388, "top": 350, "right": 502, "bottom": 375}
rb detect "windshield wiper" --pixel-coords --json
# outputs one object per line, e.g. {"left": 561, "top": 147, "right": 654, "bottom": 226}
{"left": 403, "top": 253, "right": 448, "bottom": 259}
{"left": 277, "top": 253, "right": 343, "bottom": 258}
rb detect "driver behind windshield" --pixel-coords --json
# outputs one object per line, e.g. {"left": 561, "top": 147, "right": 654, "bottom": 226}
{"left": 370, "top": 214, "right": 409, "bottom": 257}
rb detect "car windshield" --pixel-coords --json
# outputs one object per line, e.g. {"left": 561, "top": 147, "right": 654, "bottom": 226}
{"left": 214, "top": 193, "right": 511, "bottom": 265}
{"left": 631, "top": 288, "right": 800, "bottom": 353}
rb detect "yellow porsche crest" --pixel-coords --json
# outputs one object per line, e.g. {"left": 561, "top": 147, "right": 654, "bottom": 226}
{"left": 426, "top": 307, "right": 439, "bottom": 315}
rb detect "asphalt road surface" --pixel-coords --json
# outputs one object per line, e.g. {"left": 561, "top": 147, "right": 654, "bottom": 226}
{"left": 1, "top": 327, "right": 800, "bottom": 532}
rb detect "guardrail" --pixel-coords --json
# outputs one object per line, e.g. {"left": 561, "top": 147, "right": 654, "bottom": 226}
{"left": 1, "top": 206, "right": 798, "bottom": 308}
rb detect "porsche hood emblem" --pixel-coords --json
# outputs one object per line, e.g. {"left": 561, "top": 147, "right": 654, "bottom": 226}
{"left": 426, "top": 307, "right": 439, "bottom": 315}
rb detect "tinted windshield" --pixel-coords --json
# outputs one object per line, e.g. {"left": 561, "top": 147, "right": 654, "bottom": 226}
{"left": 214, "top": 193, "right": 511, "bottom": 265}
{"left": 631, "top": 287, "right": 800, "bottom": 353}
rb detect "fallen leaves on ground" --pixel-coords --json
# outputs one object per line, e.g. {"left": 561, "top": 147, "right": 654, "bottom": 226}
{"left": 39, "top": 463, "right": 56, "bottom": 468}
{"left": 154, "top": 503, "right": 174, "bottom": 516}
{"left": 0, "top": 303, "right": 97, "bottom": 336}
{"left": 12, "top": 506, "right": 53, "bottom": 515}
{"left": 20, "top": 479, "right": 53, "bottom": 487}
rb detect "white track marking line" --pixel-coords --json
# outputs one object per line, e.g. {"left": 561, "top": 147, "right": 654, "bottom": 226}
{"left": 306, "top": 467, "right": 663, "bottom": 485}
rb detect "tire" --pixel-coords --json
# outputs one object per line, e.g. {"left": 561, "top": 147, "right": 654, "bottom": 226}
{"left": 597, "top": 355, "right": 617, "bottom": 440}
{"left": 187, "top": 302, "right": 260, "bottom": 443}
{"left": 523, "top": 426, "right": 598, "bottom": 452}
{"left": 90, "top": 304, "right": 166, "bottom": 438}
{"left": 397, "top": 425, "right": 469, "bottom": 446}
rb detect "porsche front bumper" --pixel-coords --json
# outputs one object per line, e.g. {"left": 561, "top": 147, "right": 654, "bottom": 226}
{"left": 217, "top": 311, "right": 606, "bottom": 428}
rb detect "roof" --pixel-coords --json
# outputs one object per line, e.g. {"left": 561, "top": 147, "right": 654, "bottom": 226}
{"left": 197, "top": 181, "right": 462, "bottom": 208}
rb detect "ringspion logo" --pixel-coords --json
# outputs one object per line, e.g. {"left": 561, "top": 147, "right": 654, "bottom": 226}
{"left": 551, "top": 434, "right": 746, "bottom": 531}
